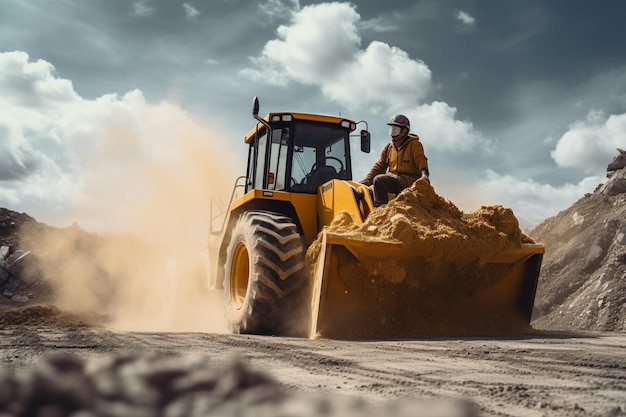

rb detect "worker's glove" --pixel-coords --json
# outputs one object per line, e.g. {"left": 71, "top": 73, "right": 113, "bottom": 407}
{"left": 359, "top": 179, "right": 372, "bottom": 186}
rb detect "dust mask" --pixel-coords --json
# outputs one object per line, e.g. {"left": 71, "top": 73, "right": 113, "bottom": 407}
{"left": 389, "top": 125, "right": 401, "bottom": 138}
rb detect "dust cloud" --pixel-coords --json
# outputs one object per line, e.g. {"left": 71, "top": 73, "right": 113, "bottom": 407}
{"left": 19, "top": 109, "right": 242, "bottom": 333}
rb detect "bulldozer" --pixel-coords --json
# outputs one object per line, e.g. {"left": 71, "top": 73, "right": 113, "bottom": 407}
{"left": 208, "top": 97, "right": 544, "bottom": 339}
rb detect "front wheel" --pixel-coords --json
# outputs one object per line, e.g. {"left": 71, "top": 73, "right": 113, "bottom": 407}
{"left": 224, "top": 211, "right": 311, "bottom": 337}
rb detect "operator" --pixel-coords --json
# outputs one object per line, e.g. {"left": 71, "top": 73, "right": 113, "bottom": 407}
{"left": 360, "top": 114, "right": 429, "bottom": 207}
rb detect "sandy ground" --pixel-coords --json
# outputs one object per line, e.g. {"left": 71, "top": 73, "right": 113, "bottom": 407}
{"left": 1, "top": 305, "right": 625, "bottom": 417}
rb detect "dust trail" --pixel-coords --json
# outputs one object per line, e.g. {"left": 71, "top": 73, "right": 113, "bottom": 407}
{"left": 20, "top": 103, "right": 243, "bottom": 333}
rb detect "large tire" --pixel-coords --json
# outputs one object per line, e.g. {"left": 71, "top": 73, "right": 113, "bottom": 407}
{"left": 224, "top": 211, "right": 310, "bottom": 337}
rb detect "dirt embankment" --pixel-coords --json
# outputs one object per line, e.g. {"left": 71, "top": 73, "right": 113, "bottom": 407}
{"left": 530, "top": 192, "right": 626, "bottom": 331}
{"left": 530, "top": 150, "right": 626, "bottom": 332}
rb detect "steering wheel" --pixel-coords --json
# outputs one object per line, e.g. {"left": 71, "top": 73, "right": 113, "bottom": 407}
{"left": 310, "top": 156, "right": 344, "bottom": 173}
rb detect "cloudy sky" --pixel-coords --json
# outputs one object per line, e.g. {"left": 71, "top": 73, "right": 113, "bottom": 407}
{"left": 1, "top": 0, "right": 626, "bottom": 231}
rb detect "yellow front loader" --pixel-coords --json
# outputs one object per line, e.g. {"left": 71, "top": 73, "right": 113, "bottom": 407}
{"left": 208, "top": 97, "right": 544, "bottom": 339}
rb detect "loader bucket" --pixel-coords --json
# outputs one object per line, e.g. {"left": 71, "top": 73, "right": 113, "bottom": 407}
{"left": 310, "top": 231, "right": 544, "bottom": 340}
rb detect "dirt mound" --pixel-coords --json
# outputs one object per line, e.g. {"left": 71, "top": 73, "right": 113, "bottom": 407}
{"left": 530, "top": 151, "right": 626, "bottom": 332}
{"left": 0, "top": 305, "right": 91, "bottom": 328}
{"left": 309, "top": 179, "right": 532, "bottom": 267}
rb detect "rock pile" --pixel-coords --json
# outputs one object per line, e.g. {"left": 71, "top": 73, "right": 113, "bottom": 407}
{"left": 0, "top": 209, "right": 48, "bottom": 306}
{"left": 531, "top": 149, "right": 626, "bottom": 331}
{"left": 596, "top": 148, "right": 626, "bottom": 196}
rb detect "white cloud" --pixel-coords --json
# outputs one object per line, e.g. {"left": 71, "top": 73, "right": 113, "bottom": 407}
{"left": 0, "top": 51, "right": 81, "bottom": 184}
{"left": 183, "top": 3, "right": 199, "bottom": 18}
{"left": 407, "top": 102, "right": 492, "bottom": 153}
{"left": 0, "top": 51, "right": 78, "bottom": 107}
{"left": 322, "top": 41, "right": 431, "bottom": 113}
{"left": 0, "top": 51, "right": 240, "bottom": 236}
{"left": 456, "top": 11, "right": 476, "bottom": 26}
{"left": 551, "top": 110, "right": 626, "bottom": 174}
{"left": 241, "top": 3, "right": 431, "bottom": 111}
{"left": 358, "top": 16, "right": 398, "bottom": 33}
{"left": 132, "top": 0, "right": 154, "bottom": 17}
{"left": 246, "top": 2, "right": 361, "bottom": 85}
{"left": 258, "top": 0, "right": 300, "bottom": 21}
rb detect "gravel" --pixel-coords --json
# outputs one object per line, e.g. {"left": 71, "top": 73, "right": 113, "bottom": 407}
{"left": 0, "top": 352, "right": 478, "bottom": 417}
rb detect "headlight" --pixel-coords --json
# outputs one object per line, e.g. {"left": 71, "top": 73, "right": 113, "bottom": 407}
{"left": 270, "top": 114, "right": 293, "bottom": 122}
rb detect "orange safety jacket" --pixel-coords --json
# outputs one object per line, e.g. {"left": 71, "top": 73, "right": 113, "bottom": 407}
{"left": 363, "top": 134, "right": 429, "bottom": 185}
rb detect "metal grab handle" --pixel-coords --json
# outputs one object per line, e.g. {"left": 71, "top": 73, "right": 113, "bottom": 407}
{"left": 209, "top": 176, "right": 246, "bottom": 236}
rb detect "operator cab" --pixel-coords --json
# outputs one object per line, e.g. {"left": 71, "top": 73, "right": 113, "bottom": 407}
{"left": 245, "top": 97, "right": 370, "bottom": 194}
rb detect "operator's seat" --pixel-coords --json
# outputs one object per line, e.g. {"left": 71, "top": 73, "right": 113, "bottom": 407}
{"left": 309, "top": 165, "right": 337, "bottom": 188}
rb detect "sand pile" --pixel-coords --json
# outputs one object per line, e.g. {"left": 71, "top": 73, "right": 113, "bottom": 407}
{"left": 309, "top": 179, "right": 533, "bottom": 287}
{"left": 313, "top": 179, "right": 530, "bottom": 256}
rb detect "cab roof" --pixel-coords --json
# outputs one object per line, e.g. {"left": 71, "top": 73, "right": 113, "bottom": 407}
{"left": 244, "top": 112, "right": 357, "bottom": 144}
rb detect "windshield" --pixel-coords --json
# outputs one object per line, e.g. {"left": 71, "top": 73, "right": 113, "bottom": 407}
{"left": 245, "top": 119, "right": 353, "bottom": 193}
{"left": 290, "top": 121, "right": 351, "bottom": 193}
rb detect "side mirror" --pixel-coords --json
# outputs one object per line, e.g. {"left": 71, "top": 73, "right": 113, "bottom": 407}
{"left": 360, "top": 130, "right": 371, "bottom": 153}
{"left": 252, "top": 96, "right": 260, "bottom": 117}
{"left": 251, "top": 96, "right": 272, "bottom": 130}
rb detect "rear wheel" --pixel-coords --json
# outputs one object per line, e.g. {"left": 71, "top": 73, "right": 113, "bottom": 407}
{"left": 224, "top": 211, "right": 311, "bottom": 337}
